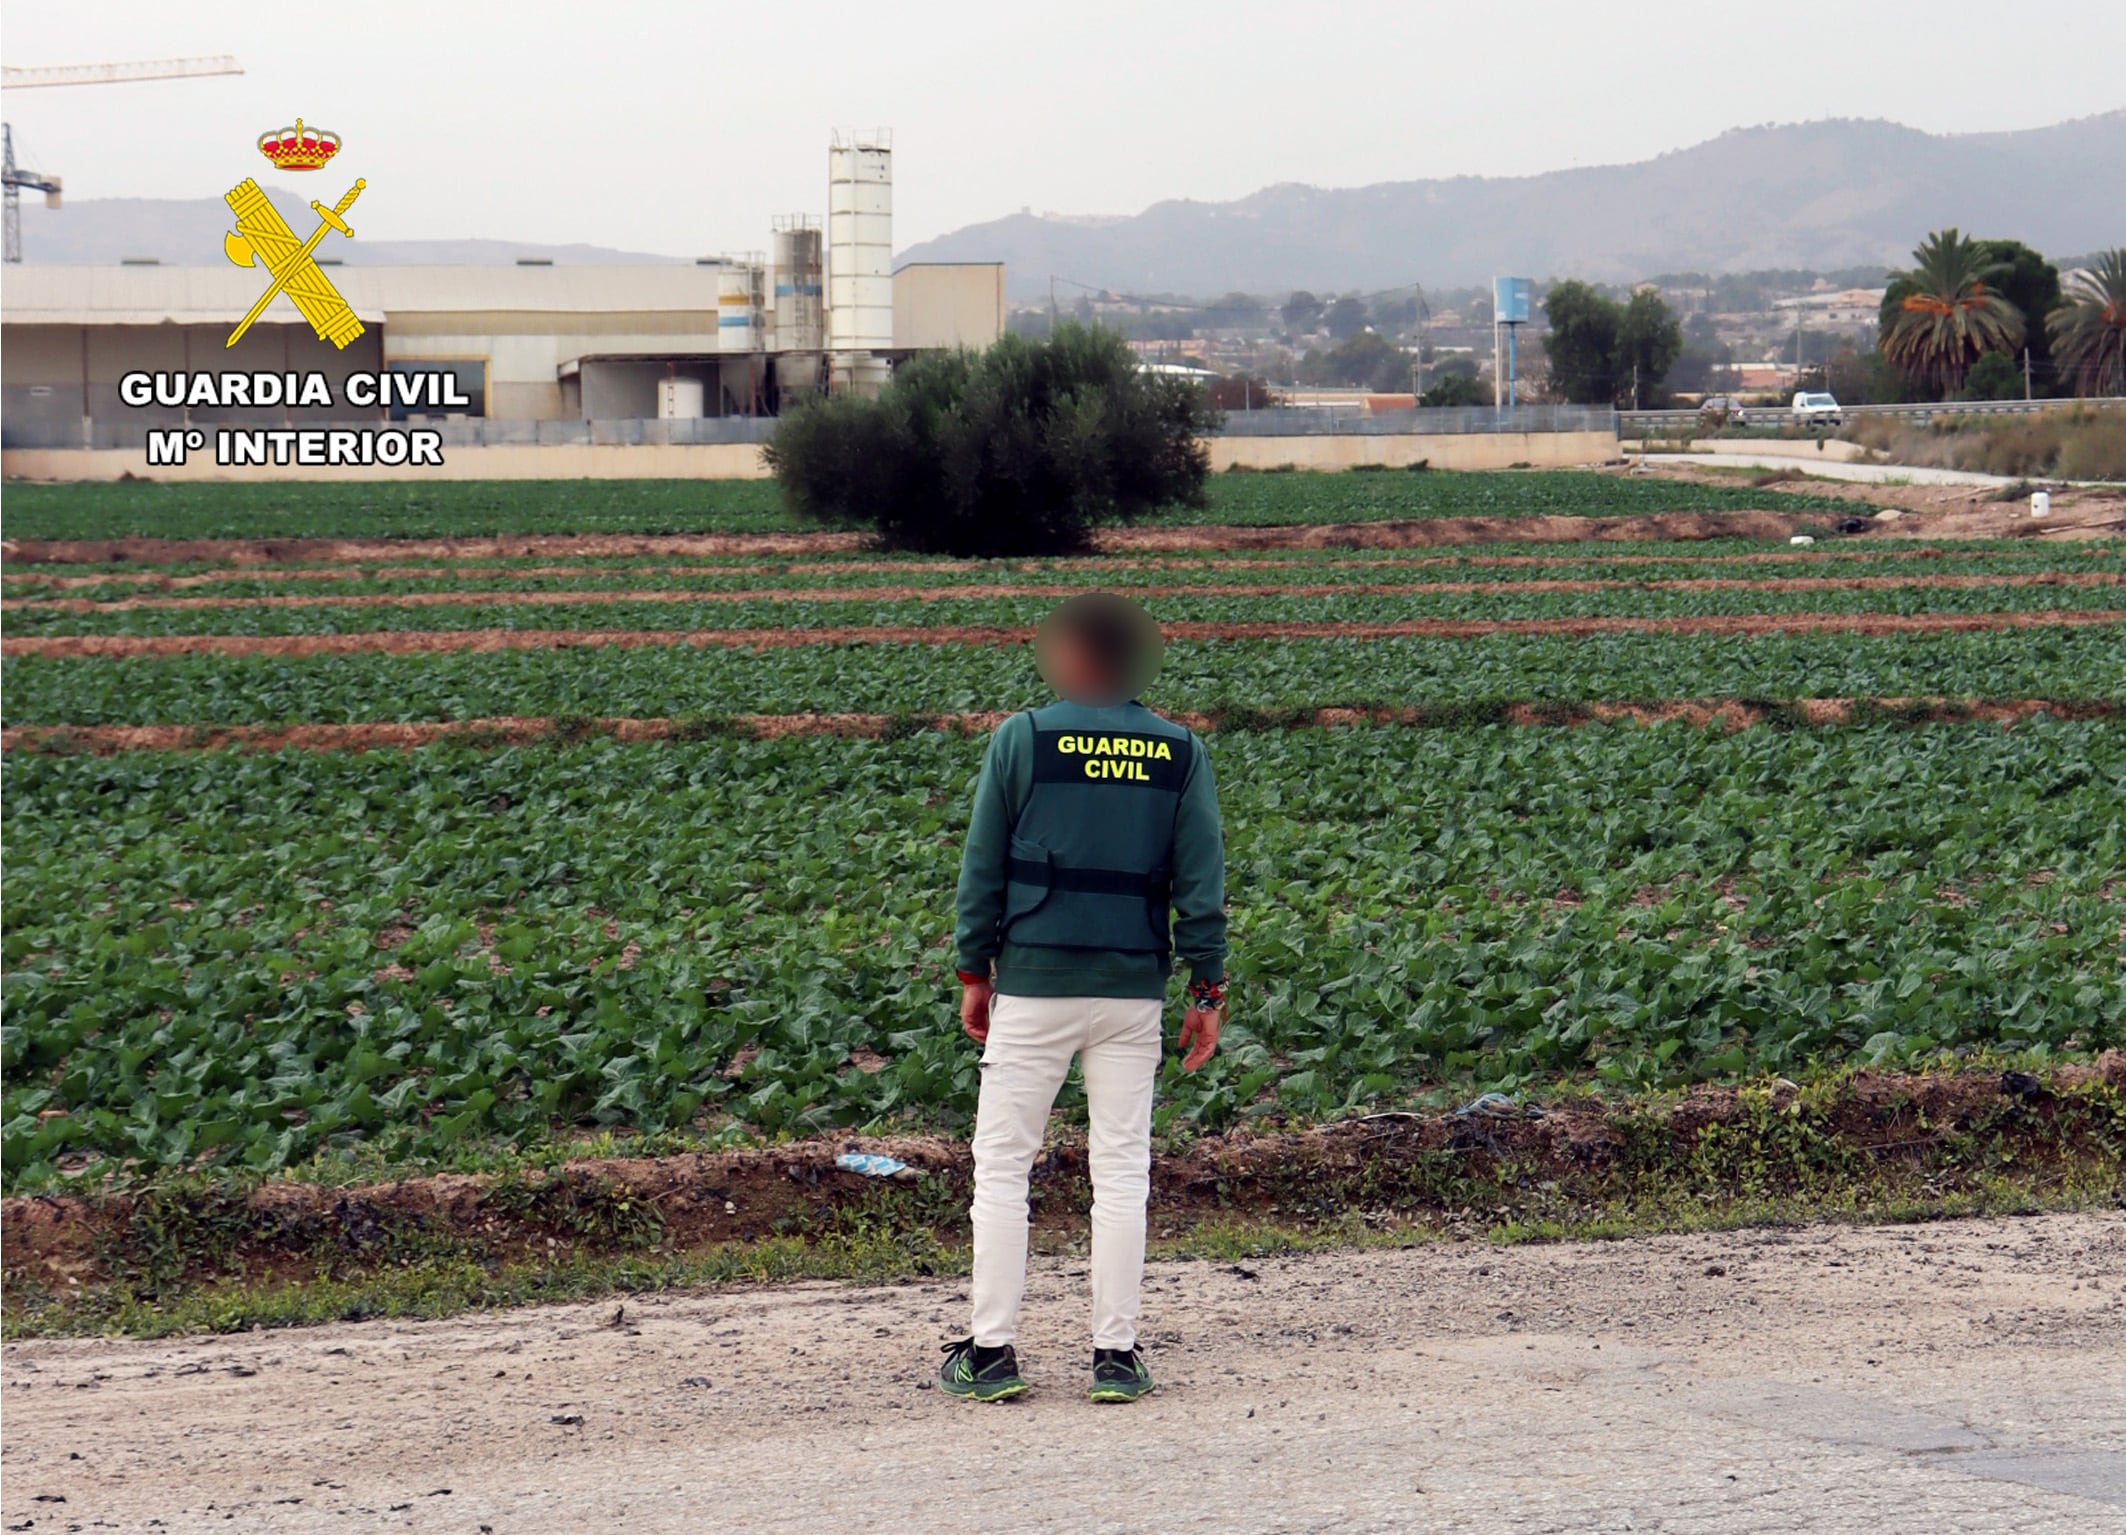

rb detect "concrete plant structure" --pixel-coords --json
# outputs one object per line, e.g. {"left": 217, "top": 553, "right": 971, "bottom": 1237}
{"left": 1, "top": 129, "right": 1007, "bottom": 457}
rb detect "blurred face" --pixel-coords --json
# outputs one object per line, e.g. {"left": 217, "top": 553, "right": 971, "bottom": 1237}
{"left": 1049, "top": 627, "right": 1121, "bottom": 704}
{"left": 1034, "top": 593, "right": 1162, "bottom": 706}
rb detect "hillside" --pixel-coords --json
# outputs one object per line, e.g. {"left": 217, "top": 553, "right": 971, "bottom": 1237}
{"left": 14, "top": 187, "right": 677, "bottom": 267}
{"left": 17, "top": 114, "right": 2120, "bottom": 289}
{"left": 898, "top": 114, "right": 2126, "bottom": 296}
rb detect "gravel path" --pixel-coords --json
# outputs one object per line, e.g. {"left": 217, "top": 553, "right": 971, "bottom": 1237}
{"left": 4, "top": 1213, "right": 2122, "bottom": 1534}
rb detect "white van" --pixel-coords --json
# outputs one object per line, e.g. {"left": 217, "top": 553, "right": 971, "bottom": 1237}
{"left": 1791, "top": 391, "right": 1844, "bottom": 428}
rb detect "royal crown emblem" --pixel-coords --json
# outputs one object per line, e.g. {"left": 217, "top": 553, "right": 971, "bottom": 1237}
{"left": 224, "top": 115, "right": 367, "bottom": 350}
{"left": 257, "top": 118, "right": 340, "bottom": 172}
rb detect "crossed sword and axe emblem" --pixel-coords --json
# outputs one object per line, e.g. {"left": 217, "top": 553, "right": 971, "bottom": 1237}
{"left": 222, "top": 176, "right": 368, "bottom": 349}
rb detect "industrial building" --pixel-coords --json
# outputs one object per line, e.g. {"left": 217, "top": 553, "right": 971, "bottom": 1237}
{"left": 0, "top": 130, "right": 1006, "bottom": 450}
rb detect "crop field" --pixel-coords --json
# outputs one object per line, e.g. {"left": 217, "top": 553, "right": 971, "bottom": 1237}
{"left": 0, "top": 467, "right": 1874, "bottom": 541}
{"left": 3, "top": 473, "right": 2122, "bottom": 1192}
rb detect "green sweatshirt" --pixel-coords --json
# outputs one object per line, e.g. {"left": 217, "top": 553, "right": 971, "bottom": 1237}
{"left": 954, "top": 707, "right": 1228, "bottom": 999}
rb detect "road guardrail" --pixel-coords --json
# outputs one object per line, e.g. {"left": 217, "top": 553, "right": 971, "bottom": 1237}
{"left": 1619, "top": 398, "right": 2125, "bottom": 433}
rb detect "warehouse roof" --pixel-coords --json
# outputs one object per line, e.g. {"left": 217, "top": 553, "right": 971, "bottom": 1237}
{"left": 0, "top": 264, "right": 738, "bottom": 325}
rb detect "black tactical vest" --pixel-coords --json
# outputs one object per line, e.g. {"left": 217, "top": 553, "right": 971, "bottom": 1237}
{"left": 1001, "top": 700, "right": 1193, "bottom": 956}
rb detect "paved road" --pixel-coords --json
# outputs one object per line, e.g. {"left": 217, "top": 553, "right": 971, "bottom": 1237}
{"left": 4, "top": 1214, "right": 2123, "bottom": 1534}
{"left": 1641, "top": 453, "right": 2032, "bottom": 488}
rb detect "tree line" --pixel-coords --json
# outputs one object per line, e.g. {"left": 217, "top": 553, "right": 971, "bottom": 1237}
{"left": 1538, "top": 236, "right": 2123, "bottom": 407}
{"left": 1879, "top": 234, "right": 2125, "bottom": 401}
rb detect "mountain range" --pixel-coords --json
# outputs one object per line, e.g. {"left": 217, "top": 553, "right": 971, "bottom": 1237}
{"left": 16, "top": 115, "right": 2122, "bottom": 297}
{"left": 900, "top": 114, "right": 2126, "bottom": 296}
{"left": 13, "top": 187, "right": 675, "bottom": 268}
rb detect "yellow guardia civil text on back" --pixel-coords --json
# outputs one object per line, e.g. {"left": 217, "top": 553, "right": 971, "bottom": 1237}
{"left": 1055, "top": 734, "right": 1173, "bottom": 781}
{"left": 1054, "top": 736, "right": 1174, "bottom": 759}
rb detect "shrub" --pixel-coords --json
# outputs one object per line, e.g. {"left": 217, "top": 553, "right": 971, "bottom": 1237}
{"left": 1959, "top": 350, "right": 2028, "bottom": 402}
{"left": 1420, "top": 372, "right": 1489, "bottom": 408}
{"left": 764, "top": 323, "right": 1219, "bottom": 556}
{"left": 2054, "top": 410, "right": 2126, "bottom": 481}
{"left": 1837, "top": 405, "right": 2126, "bottom": 480}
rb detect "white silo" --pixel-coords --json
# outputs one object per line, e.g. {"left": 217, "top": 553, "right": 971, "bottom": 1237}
{"left": 721, "top": 255, "right": 766, "bottom": 351}
{"left": 696, "top": 255, "right": 765, "bottom": 352}
{"left": 772, "top": 214, "right": 825, "bottom": 353}
{"left": 827, "top": 129, "right": 893, "bottom": 355}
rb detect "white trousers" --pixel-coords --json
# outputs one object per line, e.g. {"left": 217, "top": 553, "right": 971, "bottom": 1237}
{"left": 969, "top": 992, "right": 1163, "bottom": 1351}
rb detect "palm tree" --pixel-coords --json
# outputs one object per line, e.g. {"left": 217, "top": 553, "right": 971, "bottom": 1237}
{"left": 1880, "top": 229, "right": 2027, "bottom": 399}
{"left": 2048, "top": 248, "right": 2126, "bottom": 397}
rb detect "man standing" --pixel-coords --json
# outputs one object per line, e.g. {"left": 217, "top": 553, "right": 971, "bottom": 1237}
{"left": 939, "top": 594, "right": 1228, "bottom": 1405}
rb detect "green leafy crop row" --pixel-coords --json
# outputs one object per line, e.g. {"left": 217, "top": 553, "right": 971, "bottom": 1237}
{"left": 11, "top": 548, "right": 2115, "bottom": 607}
{"left": 5, "top": 723, "right": 2119, "bottom": 1186}
{"left": 10, "top": 580, "right": 2112, "bottom": 638}
{"left": 0, "top": 469, "right": 1869, "bottom": 542}
{"left": 1152, "top": 469, "right": 1873, "bottom": 524}
{"left": 2, "top": 536, "right": 2053, "bottom": 580}
{"left": 7, "top": 627, "right": 2124, "bottom": 726}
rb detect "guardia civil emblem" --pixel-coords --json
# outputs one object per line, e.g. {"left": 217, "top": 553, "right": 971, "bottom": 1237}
{"left": 222, "top": 118, "right": 367, "bottom": 350}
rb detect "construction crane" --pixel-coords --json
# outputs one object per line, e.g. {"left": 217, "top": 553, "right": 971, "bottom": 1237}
{"left": 2, "top": 125, "right": 60, "bottom": 263}
{"left": 2, "top": 54, "right": 243, "bottom": 262}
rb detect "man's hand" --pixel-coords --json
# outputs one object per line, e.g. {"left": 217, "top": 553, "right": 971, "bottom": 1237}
{"left": 1178, "top": 1004, "right": 1222, "bottom": 1071}
{"left": 960, "top": 976, "right": 996, "bottom": 1045}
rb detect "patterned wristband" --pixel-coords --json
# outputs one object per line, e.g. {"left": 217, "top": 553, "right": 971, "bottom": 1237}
{"left": 1188, "top": 978, "right": 1226, "bottom": 1010}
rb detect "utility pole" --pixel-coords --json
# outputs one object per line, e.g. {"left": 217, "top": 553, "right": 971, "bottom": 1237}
{"left": 1493, "top": 318, "right": 1502, "bottom": 417}
{"left": 1412, "top": 285, "right": 1423, "bottom": 401}
{"left": 2024, "top": 347, "right": 2033, "bottom": 402}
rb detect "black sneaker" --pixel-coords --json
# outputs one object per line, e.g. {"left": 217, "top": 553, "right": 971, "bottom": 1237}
{"left": 1090, "top": 1346, "right": 1155, "bottom": 1403}
{"left": 938, "top": 1338, "right": 1028, "bottom": 1403}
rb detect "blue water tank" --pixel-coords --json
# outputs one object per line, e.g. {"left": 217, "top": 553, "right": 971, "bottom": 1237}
{"left": 1494, "top": 276, "right": 1533, "bottom": 325}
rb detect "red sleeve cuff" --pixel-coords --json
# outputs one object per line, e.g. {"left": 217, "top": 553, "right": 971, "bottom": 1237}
{"left": 956, "top": 969, "right": 989, "bottom": 985}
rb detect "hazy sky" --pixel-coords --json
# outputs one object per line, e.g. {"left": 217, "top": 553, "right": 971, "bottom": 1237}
{"left": 4, "top": 0, "right": 2121, "bottom": 255}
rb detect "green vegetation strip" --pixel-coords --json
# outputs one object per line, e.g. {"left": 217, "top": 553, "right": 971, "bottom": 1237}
{"left": 6, "top": 723, "right": 2120, "bottom": 1185}
{"left": 0, "top": 471, "right": 1874, "bottom": 542}
{"left": 1, "top": 536, "right": 2039, "bottom": 580}
{"left": 10, "top": 628, "right": 2121, "bottom": 726}
{"left": 4, "top": 699, "right": 2118, "bottom": 757}
{"left": 8, "top": 583, "right": 2116, "bottom": 638}
{"left": 11, "top": 549, "right": 2115, "bottom": 603}
{"left": 5, "top": 1063, "right": 2119, "bottom": 1339}
{"left": 8, "top": 565, "right": 2119, "bottom": 610}
{"left": 15, "top": 617, "right": 2126, "bottom": 667}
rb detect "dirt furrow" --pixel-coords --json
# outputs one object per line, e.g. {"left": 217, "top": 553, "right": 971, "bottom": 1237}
{"left": 0, "top": 511, "right": 1862, "bottom": 568}
{"left": 9, "top": 608, "right": 2126, "bottom": 659}
{"left": 5, "top": 1063, "right": 2118, "bottom": 1293}
{"left": 6, "top": 544, "right": 2083, "bottom": 591}
{"left": 7, "top": 570, "right": 2117, "bottom": 615}
{"left": 5, "top": 699, "right": 2116, "bottom": 756}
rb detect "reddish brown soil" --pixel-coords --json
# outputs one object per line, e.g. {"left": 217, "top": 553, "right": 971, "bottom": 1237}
{"left": 0, "top": 531, "right": 872, "bottom": 567}
{"left": 0, "top": 512, "right": 1858, "bottom": 569}
{"left": 4, "top": 1060, "right": 2118, "bottom": 1292}
{"left": 9, "top": 545, "right": 2103, "bottom": 591}
{"left": 1111, "top": 512, "right": 1848, "bottom": 550}
{"left": 3, "top": 563, "right": 771, "bottom": 590}
{"left": 10, "top": 608, "right": 2125, "bottom": 659}
{"left": 8, "top": 570, "right": 2117, "bottom": 616}
{"left": 4, "top": 699, "right": 2113, "bottom": 757}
